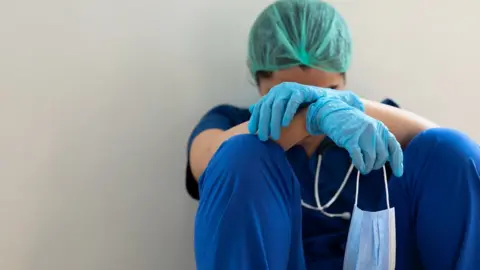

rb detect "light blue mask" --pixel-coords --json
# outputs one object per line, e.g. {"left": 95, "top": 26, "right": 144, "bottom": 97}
{"left": 343, "top": 167, "right": 396, "bottom": 270}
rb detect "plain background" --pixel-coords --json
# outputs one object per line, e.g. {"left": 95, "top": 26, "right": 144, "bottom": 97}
{"left": 1, "top": 0, "right": 479, "bottom": 269}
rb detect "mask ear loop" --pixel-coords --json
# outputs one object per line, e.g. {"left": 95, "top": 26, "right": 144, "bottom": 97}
{"left": 383, "top": 166, "right": 390, "bottom": 209}
{"left": 355, "top": 166, "right": 390, "bottom": 209}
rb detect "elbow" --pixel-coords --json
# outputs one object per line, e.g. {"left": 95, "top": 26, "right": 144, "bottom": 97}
{"left": 401, "top": 121, "right": 439, "bottom": 148}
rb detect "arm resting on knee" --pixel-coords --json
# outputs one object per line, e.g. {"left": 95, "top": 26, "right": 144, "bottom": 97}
{"left": 190, "top": 100, "right": 438, "bottom": 180}
{"left": 189, "top": 109, "right": 314, "bottom": 180}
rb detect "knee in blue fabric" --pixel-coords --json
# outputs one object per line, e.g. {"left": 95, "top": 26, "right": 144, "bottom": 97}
{"left": 199, "top": 134, "right": 298, "bottom": 199}
{"left": 398, "top": 127, "right": 480, "bottom": 218}
{"left": 407, "top": 127, "right": 478, "bottom": 161}
{"left": 390, "top": 128, "right": 480, "bottom": 270}
{"left": 195, "top": 134, "right": 305, "bottom": 270}
{"left": 401, "top": 127, "right": 479, "bottom": 183}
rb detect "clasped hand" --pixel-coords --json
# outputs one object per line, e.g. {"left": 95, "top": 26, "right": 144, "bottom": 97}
{"left": 248, "top": 82, "right": 403, "bottom": 177}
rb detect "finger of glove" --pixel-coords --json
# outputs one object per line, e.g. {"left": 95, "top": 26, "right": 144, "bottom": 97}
{"left": 372, "top": 124, "right": 389, "bottom": 170}
{"left": 372, "top": 134, "right": 388, "bottom": 170}
{"left": 348, "top": 145, "right": 366, "bottom": 174}
{"left": 249, "top": 104, "right": 255, "bottom": 113}
{"left": 248, "top": 102, "right": 262, "bottom": 135}
{"left": 303, "top": 87, "right": 323, "bottom": 103}
{"left": 340, "top": 91, "right": 364, "bottom": 111}
{"left": 282, "top": 91, "right": 304, "bottom": 127}
{"left": 357, "top": 123, "right": 377, "bottom": 174}
{"left": 361, "top": 139, "right": 376, "bottom": 175}
{"left": 258, "top": 95, "right": 275, "bottom": 141}
{"left": 387, "top": 133, "right": 404, "bottom": 177}
{"left": 270, "top": 99, "right": 287, "bottom": 140}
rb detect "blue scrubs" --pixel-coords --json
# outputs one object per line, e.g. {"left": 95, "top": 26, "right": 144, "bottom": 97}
{"left": 186, "top": 103, "right": 480, "bottom": 270}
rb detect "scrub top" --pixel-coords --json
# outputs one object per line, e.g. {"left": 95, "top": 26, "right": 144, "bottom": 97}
{"left": 185, "top": 99, "right": 399, "bottom": 264}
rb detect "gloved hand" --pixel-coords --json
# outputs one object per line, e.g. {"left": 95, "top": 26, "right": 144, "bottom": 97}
{"left": 307, "top": 97, "right": 404, "bottom": 177}
{"left": 248, "top": 82, "right": 364, "bottom": 141}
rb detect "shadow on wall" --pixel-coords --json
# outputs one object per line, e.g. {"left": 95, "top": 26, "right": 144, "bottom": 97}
{"left": 187, "top": 1, "right": 266, "bottom": 108}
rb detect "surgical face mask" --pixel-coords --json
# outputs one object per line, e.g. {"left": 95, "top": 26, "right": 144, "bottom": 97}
{"left": 343, "top": 167, "right": 396, "bottom": 270}
{"left": 301, "top": 154, "right": 353, "bottom": 220}
{"left": 301, "top": 153, "right": 396, "bottom": 269}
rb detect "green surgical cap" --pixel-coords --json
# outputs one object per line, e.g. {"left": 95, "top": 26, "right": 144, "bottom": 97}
{"left": 248, "top": 0, "right": 352, "bottom": 78}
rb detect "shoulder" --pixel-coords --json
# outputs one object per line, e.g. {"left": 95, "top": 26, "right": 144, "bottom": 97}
{"left": 204, "top": 104, "right": 251, "bottom": 123}
{"left": 188, "top": 104, "right": 250, "bottom": 143}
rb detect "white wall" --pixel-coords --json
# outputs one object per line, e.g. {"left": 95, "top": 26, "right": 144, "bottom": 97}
{"left": 0, "top": 0, "right": 478, "bottom": 270}
{"left": 337, "top": 0, "right": 480, "bottom": 140}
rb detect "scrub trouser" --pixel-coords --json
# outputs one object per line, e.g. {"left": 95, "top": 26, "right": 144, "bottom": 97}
{"left": 194, "top": 128, "right": 480, "bottom": 270}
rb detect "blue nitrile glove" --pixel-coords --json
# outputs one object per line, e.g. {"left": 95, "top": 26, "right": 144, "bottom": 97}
{"left": 306, "top": 97, "right": 404, "bottom": 177}
{"left": 248, "top": 82, "right": 364, "bottom": 141}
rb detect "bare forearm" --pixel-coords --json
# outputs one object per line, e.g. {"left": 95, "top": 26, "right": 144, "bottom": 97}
{"left": 362, "top": 99, "right": 438, "bottom": 147}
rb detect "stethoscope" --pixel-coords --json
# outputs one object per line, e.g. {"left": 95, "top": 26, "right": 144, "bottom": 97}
{"left": 301, "top": 153, "right": 354, "bottom": 220}
{"left": 301, "top": 139, "right": 389, "bottom": 220}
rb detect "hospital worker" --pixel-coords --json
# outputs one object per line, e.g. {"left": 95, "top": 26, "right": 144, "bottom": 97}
{"left": 185, "top": 0, "right": 480, "bottom": 269}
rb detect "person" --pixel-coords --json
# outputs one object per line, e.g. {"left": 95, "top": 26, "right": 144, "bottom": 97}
{"left": 185, "top": 0, "right": 480, "bottom": 269}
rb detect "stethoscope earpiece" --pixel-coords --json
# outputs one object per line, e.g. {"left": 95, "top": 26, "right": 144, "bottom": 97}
{"left": 339, "top": 212, "right": 351, "bottom": 220}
